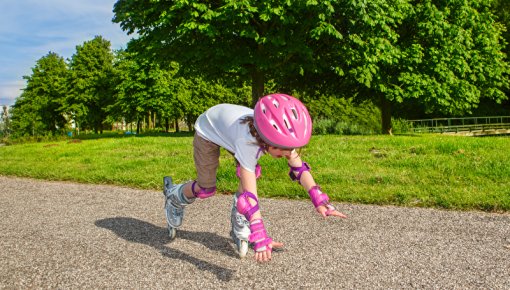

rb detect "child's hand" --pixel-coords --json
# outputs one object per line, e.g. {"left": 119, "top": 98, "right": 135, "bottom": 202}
{"left": 317, "top": 204, "right": 348, "bottom": 218}
{"left": 254, "top": 240, "right": 284, "bottom": 263}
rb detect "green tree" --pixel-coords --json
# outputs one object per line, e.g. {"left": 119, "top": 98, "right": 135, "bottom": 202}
{"left": 492, "top": 0, "right": 509, "bottom": 56}
{"left": 113, "top": 0, "right": 341, "bottom": 105}
{"left": 177, "top": 76, "right": 251, "bottom": 130}
{"left": 9, "top": 93, "right": 40, "bottom": 137}
{"left": 491, "top": 0, "right": 510, "bottom": 111}
{"left": 111, "top": 50, "right": 181, "bottom": 133}
{"left": 67, "top": 36, "right": 115, "bottom": 134}
{"left": 113, "top": 0, "right": 509, "bottom": 134}
{"left": 112, "top": 49, "right": 251, "bottom": 133}
{"left": 302, "top": 0, "right": 509, "bottom": 133}
{"left": 10, "top": 52, "right": 68, "bottom": 136}
{"left": 1, "top": 105, "right": 11, "bottom": 137}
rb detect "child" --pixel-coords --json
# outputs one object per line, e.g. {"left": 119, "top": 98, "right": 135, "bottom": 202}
{"left": 163, "top": 93, "right": 347, "bottom": 263}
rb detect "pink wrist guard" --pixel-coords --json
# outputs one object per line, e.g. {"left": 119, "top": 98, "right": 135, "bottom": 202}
{"left": 308, "top": 186, "right": 336, "bottom": 216}
{"left": 249, "top": 219, "right": 273, "bottom": 252}
{"left": 288, "top": 162, "right": 310, "bottom": 184}
{"left": 237, "top": 192, "right": 273, "bottom": 252}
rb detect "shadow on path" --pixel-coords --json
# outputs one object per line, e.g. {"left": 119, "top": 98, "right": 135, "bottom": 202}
{"left": 95, "top": 217, "right": 236, "bottom": 282}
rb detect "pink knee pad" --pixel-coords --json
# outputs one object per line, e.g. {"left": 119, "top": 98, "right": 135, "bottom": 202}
{"left": 236, "top": 191, "right": 259, "bottom": 221}
{"left": 191, "top": 181, "right": 216, "bottom": 199}
{"left": 236, "top": 164, "right": 261, "bottom": 179}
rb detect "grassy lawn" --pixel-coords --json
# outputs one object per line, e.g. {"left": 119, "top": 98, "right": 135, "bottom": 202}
{"left": 0, "top": 133, "right": 509, "bottom": 212}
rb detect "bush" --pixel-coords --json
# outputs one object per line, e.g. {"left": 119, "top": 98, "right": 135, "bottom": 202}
{"left": 313, "top": 119, "right": 378, "bottom": 135}
{"left": 391, "top": 118, "right": 412, "bottom": 134}
{"left": 299, "top": 94, "right": 381, "bottom": 135}
{"left": 313, "top": 119, "right": 337, "bottom": 135}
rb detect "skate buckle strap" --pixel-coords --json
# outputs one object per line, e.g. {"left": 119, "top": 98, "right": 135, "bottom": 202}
{"left": 191, "top": 181, "right": 216, "bottom": 199}
{"left": 249, "top": 219, "right": 273, "bottom": 252}
{"left": 236, "top": 191, "right": 260, "bottom": 222}
{"left": 236, "top": 163, "right": 262, "bottom": 179}
{"left": 288, "top": 162, "right": 310, "bottom": 184}
{"left": 308, "top": 185, "right": 335, "bottom": 215}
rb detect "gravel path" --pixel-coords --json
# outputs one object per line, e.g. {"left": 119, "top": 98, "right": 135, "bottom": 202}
{"left": 1, "top": 175, "right": 509, "bottom": 289}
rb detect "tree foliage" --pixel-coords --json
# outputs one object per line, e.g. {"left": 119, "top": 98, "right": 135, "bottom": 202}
{"left": 113, "top": 0, "right": 343, "bottom": 104}
{"left": 66, "top": 36, "right": 115, "bottom": 133}
{"left": 111, "top": 50, "right": 251, "bottom": 132}
{"left": 1, "top": 106, "right": 11, "bottom": 137}
{"left": 316, "top": 0, "right": 509, "bottom": 133}
{"left": 113, "top": 0, "right": 509, "bottom": 134}
{"left": 7, "top": 1, "right": 510, "bottom": 138}
{"left": 10, "top": 52, "right": 68, "bottom": 136}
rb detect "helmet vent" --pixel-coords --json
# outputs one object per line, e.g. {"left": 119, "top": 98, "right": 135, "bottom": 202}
{"left": 261, "top": 103, "right": 267, "bottom": 114}
{"left": 291, "top": 108, "right": 298, "bottom": 120}
{"left": 270, "top": 120, "right": 282, "bottom": 133}
{"left": 272, "top": 99, "right": 279, "bottom": 108}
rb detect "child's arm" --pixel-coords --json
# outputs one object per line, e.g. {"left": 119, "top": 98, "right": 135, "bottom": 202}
{"left": 287, "top": 150, "right": 347, "bottom": 218}
{"left": 238, "top": 167, "right": 284, "bottom": 262}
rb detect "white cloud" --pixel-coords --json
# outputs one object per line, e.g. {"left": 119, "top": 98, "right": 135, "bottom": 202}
{"left": 0, "top": 0, "right": 132, "bottom": 107}
{"left": 0, "top": 80, "right": 25, "bottom": 107}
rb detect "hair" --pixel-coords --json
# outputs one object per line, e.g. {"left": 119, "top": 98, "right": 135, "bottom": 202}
{"left": 241, "top": 116, "right": 267, "bottom": 149}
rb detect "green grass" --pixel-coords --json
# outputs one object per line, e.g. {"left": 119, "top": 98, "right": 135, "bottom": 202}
{"left": 1, "top": 133, "right": 509, "bottom": 212}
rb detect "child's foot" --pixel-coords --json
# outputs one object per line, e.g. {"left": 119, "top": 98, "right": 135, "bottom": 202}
{"left": 163, "top": 176, "right": 188, "bottom": 240}
{"left": 231, "top": 192, "right": 251, "bottom": 258}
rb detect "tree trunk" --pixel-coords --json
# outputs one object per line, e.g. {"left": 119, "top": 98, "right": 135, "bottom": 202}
{"left": 186, "top": 116, "right": 193, "bottom": 132}
{"left": 165, "top": 118, "right": 169, "bottom": 132}
{"left": 136, "top": 119, "right": 141, "bottom": 135}
{"left": 175, "top": 119, "right": 180, "bottom": 133}
{"left": 153, "top": 111, "right": 157, "bottom": 130}
{"left": 380, "top": 95, "right": 393, "bottom": 135}
{"left": 251, "top": 68, "right": 265, "bottom": 107}
{"left": 147, "top": 111, "right": 152, "bottom": 130}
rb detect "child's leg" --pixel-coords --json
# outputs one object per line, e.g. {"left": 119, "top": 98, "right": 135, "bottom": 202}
{"left": 190, "top": 133, "right": 220, "bottom": 198}
{"left": 163, "top": 133, "right": 220, "bottom": 240}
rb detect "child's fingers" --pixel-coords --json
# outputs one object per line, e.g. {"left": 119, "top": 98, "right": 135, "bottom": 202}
{"left": 254, "top": 252, "right": 262, "bottom": 262}
{"left": 254, "top": 242, "right": 284, "bottom": 262}
{"left": 330, "top": 210, "right": 348, "bottom": 218}
{"left": 271, "top": 241, "right": 284, "bottom": 249}
{"left": 254, "top": 249, "right": 270, "bottom": 262}
{"left": 317, "top": 205, "right": 348, "bottom": 218}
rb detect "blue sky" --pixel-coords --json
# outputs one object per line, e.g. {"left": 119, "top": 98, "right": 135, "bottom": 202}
{"left": 0, "top": 0, "right": 132, "bottom": 107}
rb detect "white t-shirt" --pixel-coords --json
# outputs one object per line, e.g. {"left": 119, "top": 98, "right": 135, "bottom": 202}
{"left": 194, "top": 104, "right": 264, "bottom": 173}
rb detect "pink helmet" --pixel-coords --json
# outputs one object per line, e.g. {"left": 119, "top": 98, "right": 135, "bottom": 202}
{"left": 253, "top": 93, "right": 312, "bottom": 149}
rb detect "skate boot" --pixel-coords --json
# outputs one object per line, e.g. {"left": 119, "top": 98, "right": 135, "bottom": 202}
{"left": 230, "top": 192, "right": 251, "bottom": 258}
{"left": 163, "top": 176, "right": 194, "bottom": 240}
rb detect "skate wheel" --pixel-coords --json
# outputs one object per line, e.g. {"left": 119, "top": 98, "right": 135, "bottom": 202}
{"left": 238, "top": 240, "right": 249, "bottom": 258}
{"left": 168, "top": 226, "right": 176, "bottom": 240}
